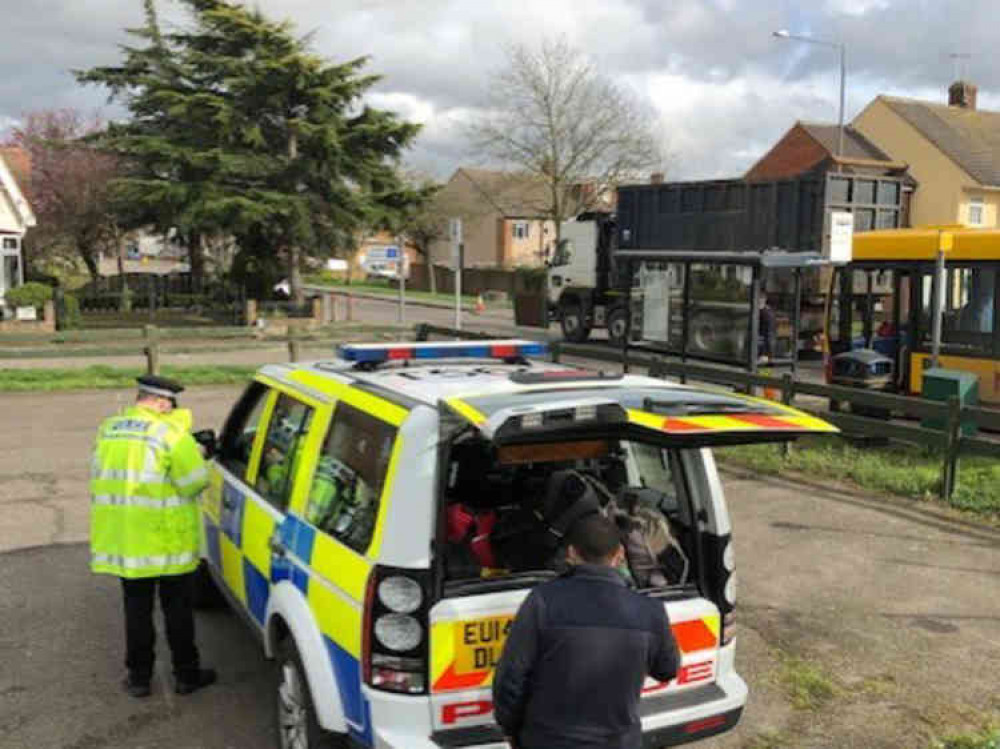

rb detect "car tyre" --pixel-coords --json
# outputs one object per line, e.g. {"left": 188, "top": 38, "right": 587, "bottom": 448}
{"left": 275, "top": 639, "right": 343, "bottom": 749}
{"left": 560, "top": 303, "right": 591, "bottom": 342}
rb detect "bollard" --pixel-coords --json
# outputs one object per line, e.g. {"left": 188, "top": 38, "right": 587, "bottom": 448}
{"left": 347, "top": 292, "right": 354, "bottom": 322}
{"left": 287, "top": 328, "right": 301, "bottom": 362}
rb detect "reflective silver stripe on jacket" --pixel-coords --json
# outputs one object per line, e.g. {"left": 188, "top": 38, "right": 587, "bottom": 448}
{"left": 91, "top": 468, "right": 168, "bottom": 485}
{"left": 92, "top": 551, "right": 198, "bottom": 570}
{"left": 99, "top": 433, "right": 170, "bottom": 454}
{"left": 175, "top": 466, "right": 208, "bottom": 488}
{"left": 91, "top": 494, "right": 193, "bottom": 509}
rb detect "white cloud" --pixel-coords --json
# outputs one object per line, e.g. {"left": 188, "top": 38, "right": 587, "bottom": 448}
{"left": 2, "top": 0, "right": 998, "bottom": 181}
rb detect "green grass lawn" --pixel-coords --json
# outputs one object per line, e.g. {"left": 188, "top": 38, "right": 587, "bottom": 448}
{"left": 0, "top": 365, "right": 257, "bottom": 392}
{"left": 304, "top": 274, "right": 508, "bottom": 307}
{"left": 716, "top": 436, "right": 1000, "bottom": 519}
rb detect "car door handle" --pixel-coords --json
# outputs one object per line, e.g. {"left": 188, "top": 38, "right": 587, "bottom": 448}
{"left": 269, "top": 535, "right": 287, "bottom": 557}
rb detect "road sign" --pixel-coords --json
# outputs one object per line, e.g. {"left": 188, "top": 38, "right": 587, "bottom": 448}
{"left": 366, "top": 246, "right": 399, "bottom": 262}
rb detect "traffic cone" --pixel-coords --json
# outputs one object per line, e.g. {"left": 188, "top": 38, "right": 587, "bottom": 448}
{"left": 475, "top": 293, "right": 485, "bottom": 314}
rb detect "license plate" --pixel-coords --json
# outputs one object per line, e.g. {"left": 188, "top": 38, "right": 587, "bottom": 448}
{"left": 454, "top": 616, "right": 513, "bottom": 674}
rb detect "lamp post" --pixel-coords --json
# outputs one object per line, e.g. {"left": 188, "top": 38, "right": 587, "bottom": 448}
{"left": 773, "top": 29, "right": 846, "bottom": 160}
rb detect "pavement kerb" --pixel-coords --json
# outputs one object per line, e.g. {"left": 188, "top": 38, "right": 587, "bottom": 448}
{"left": 718, "top": 463, "right": 1000, "bottom": 539}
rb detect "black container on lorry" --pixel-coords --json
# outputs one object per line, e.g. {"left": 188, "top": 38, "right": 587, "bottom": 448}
{"left": 616, "top": 173, "right": 907, "bottom": 255}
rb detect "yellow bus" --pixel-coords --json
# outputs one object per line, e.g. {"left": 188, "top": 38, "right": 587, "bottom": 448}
{"left": 824, "top": 226, "right": 999, "bottom": 406}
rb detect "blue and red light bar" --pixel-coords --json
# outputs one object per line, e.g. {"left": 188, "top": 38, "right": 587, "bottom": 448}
{"left": 337, "top": 339, "right": 549, "bottom": 365}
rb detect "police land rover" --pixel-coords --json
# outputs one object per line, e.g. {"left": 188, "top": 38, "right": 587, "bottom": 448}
{"left": 194, "top": 340, "right": 837, "bottom": 749}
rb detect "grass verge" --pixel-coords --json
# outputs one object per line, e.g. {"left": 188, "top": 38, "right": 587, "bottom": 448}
{"left": 0, "top": 364, "right": 257, "bottom": 392}
{"left": 716, "top": 436, "right": 1000, "bottom": 519}
{"left": 930, "top": 725, "right": 1000, "bottom": 749}
{"left": 304, "top": 276, "right": 509, "bottom": 307}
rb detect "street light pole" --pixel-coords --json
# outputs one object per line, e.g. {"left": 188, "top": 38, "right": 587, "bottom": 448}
{"left": 773, "top": 30, "right": 846, "bottom": 161}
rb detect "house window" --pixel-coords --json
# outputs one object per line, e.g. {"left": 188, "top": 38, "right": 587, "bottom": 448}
{"left": 2, "top": 236, "right": 18, "bottom": 251}
{"left": 512, "top": 221, "right": 530, "bottom": 240}
{"left": 968, "top": 196, "right": 984, "bottom": 227}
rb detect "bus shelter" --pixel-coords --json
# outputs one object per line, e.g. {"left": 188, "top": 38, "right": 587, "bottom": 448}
{"left": 615, "top": 250, "right": 829, "bottom": 376}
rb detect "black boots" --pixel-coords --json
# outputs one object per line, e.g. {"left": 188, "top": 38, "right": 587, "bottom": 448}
{"left": 123, "top": 676, "right": 152, "bottom": 699}
{"left": 174, "top": 667, "right": 218, "bottom": 695}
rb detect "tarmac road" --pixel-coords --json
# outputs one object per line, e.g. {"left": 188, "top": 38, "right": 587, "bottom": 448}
{"left": 1, "top": 387, "right": 998, "bottom": 748}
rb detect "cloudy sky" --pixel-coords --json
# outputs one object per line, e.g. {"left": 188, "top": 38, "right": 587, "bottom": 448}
{"left": 2, "top": 0, "right": 998, "bottom": 180}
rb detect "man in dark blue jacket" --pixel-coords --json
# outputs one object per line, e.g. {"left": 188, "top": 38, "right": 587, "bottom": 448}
{"left": 493, "top": 514, "right": 680, "bottom": 749}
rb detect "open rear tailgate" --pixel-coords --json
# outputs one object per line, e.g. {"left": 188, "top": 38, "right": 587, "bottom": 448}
{"left": 442, "top": 385, "right": 837, "bottom": 448}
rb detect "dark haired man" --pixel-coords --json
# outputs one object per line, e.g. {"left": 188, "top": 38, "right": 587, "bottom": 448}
{"left": 493, "top": 514, "right": 679, "bottom": 749}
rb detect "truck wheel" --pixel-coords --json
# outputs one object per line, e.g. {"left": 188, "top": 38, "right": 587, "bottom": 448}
{"left": 275, "top": 639, "right": 342, "bottom": 749}
{"left": 560, "top": 303, "right": 591, "bottom": 342}
{"left": 607, "top": 307, "right": 629, "bottom": 348}
{"left": 193, "top": 561, "right": 226, "bottom": 610}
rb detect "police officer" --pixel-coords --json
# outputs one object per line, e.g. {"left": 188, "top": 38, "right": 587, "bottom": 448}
{"left": 493, "top": 514, "right": 680, "bottom": 749}
{"left": 90, "top": 375, "right": 216, "bottom": 698}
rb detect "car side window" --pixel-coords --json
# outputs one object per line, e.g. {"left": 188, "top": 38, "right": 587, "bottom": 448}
{"left": 256, "top": 394, "right": 314, "bottom": 512}
{"left": 304, "top": 401, "right": 397, "bottom": 554}
{"left": 219, "top": 382, "right": 270, "bottom": 480}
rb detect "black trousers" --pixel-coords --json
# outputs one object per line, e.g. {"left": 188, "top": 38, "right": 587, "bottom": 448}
{"left": 120, "top": 572, "right": 199, "bottom": 683}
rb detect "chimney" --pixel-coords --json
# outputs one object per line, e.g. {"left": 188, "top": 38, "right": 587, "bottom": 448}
{"left": 650, "top": 172, "right": 665, "bottom": 184}
{"left": 948, "top": 80, "right": 977, "bottom": 110}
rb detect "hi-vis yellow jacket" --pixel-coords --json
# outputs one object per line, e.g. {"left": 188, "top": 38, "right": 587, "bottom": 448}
{"left": 90, "top": 405, "right": 209, "bottom": 578}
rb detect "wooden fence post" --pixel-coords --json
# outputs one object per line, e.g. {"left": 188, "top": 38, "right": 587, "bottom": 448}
{"left": 781, "top": 373, "right": 795, "bottom": 458}
{"left": 941, "top": 395, "right": 962, "bottom": 500}
{"left": 143, "top": 324, "right": 160, "bottom": 375}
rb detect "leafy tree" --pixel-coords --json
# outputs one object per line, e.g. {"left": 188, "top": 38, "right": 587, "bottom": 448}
{"left": 77, "top": 0, "right": 420, "bottom": 301}
{"left": 469, "top": 37, "right": 666, "bottom": 246}
{"left": 4, "top": 110, "right": 123, "bottom": 281}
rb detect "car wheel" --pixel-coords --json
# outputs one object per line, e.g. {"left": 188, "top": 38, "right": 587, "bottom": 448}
{"left": 606, "top": 306, "right": 629, "bottom": 348}
{"left": 275, "top": 639, "right": 341, "bottom": 749}
{"left": 193, "top": 561, "right": 226, "bottom": 610}
{"left": 560, "top": 303, "right": 591, "bottom": 342}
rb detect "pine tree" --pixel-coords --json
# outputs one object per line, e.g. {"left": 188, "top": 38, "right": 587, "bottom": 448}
{"left": 77, "top": 0, "right": 420, "bottom": 300}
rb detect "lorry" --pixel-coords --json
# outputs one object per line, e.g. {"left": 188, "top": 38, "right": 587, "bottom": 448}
{"left": 547, "top": 173, "right": 910, "bottom": 356}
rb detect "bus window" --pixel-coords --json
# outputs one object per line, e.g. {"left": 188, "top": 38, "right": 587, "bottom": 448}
{"left": 918, "top": 266, "right": 995, "bottom": 356}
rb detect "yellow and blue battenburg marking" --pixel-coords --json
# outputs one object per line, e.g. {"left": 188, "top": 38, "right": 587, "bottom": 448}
{"left": 203, "top": 477, "right": 375, "bottom": 746}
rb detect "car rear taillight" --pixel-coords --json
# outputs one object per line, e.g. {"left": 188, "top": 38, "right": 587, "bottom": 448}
{"left": 720, "top": 540, "right": 736, "bottom": 646}
{"left": 362, "top": 565, "right": 430, "bottom": 695}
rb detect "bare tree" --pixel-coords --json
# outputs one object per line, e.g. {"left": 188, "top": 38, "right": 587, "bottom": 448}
{"left": 5, "top": 110, "right": 122, "bottom": 281}
{"left": 398, "top": 176, "right": 447, "bottom": 294}
{"left": 469, "top": 37, "right": 665, "bottom": 247}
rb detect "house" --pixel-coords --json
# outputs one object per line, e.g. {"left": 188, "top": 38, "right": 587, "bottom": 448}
{"left": 0, "top": 148, "right": 37, "bottom": 312}
{"left": 853, "top": 81, "right": 1000, "bottom": 228}
{"left": 429, "top": 168, "right": 557, "bottom": 269}
{"left": 745, "top": 121, "right": 910, "bottom": 180}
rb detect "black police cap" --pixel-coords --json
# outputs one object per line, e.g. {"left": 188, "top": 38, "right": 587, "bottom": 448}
{"left": 136, "top": 374, "right": 185, "bottom": 399}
